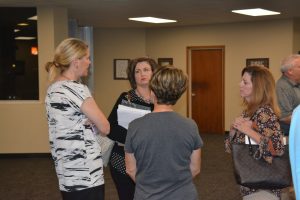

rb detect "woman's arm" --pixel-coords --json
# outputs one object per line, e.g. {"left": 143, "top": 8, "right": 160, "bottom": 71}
{"left": 190, "top": 148, "right": 201, "bottom": 177}
{"left": 125, "top": 152, "right": 137, "bottom": 182}
{"left": 81, "top": 97, "right": 110, "bottom": 135}
{"left": 234, "top": 107, "right": 284, "bottom": 161}
{"left": 232, "top": 116, "right": 262, "bottom": 144}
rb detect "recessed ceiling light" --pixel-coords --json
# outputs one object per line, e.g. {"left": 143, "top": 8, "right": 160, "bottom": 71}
{"left": 129, "top": 17, "right": 177, "bottom": 23}
{"left": 232, "top": 8, "right": 280, "bottom": 16}
{"left": 14, "top": 29, "right": 20, "bottom": 32}
{"left": 15, "top": 36, "right": 36, "bottom": 40}
{"left": 17, "top": 23, "right": 29, "bottom": 26}
{"left": 28, "top": 15, "right": 38, "bottom": 20}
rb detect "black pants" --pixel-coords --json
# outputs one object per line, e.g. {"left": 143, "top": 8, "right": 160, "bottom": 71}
{"left": 109, "top": 164, "right": 135, "bottom": 200}
{"left": 61, "top": 185, "right": 104, "bottom": 200}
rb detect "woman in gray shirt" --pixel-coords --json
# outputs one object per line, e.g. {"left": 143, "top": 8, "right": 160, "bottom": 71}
{"left": 125, "top": 66, "right": 203, "bottom": 200}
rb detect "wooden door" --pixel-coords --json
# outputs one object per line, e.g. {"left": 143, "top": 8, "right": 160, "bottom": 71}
{"left": 189, "top": 47, "right": 224, "bottom": 134}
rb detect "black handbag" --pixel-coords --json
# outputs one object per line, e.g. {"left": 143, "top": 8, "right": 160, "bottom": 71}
{"left": 231, "top": 136, "right": 292, "bottom": 189}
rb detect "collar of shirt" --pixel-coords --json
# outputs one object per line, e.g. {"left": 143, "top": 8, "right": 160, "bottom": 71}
{"left": 283, "top": 75, "right": 299, "bottom": 87}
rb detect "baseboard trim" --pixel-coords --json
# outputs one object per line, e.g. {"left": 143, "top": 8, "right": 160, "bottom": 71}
{"left": 0, "top": 153, "right": 51, "bottom": 159}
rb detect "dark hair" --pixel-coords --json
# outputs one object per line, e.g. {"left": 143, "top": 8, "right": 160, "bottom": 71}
{"left": 127, "top": 57, "right": 158, "bottom": 88}
{"left": 150, "top": 66, "right": 187, "bottom": 105}
{"left": 241, "top": 65, "right": 279, "bottom": 117}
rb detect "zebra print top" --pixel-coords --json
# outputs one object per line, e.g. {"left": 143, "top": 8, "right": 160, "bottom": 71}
{"left": 45, "top": 80, "right": 104, "bottom": 192}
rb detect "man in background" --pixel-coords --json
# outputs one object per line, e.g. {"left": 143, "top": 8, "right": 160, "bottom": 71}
{"left": 276, "top": 54, "right": 300, "bottom": 200}
{"left": 276, "top": 54, "right": 300, "bottom": 136}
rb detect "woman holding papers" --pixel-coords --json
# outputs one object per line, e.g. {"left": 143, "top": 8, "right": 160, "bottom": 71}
{"left": 125, "top": 66, "right": 203, "bottom": 200}
{"left": 108, "top": 57, "right": 158, "bottom": 200}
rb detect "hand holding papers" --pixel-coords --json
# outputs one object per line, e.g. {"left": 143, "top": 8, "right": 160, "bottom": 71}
{"left": 117, "top": 104, "right": 151, "bottom": 129}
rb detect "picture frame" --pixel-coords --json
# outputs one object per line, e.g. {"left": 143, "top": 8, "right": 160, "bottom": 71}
{"left": 158, "top": 58, "right": 173, "bottom": 67}
{"left": 246, "top": 58, "right": 269, "bottom": 68}
{"left": 113, "top": 59, "right": 130, "bottom": 80}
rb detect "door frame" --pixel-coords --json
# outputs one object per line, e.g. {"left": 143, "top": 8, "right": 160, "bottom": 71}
{"left": 186, "top": 45, "right": 225, "bottom": 133}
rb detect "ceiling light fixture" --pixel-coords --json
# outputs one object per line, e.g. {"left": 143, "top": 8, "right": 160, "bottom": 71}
{"left": 232, "top": 8, "right": 280, "bottom": 16}
{"left": 15, "top": 36, "right": 36, "bottom": 40}
{"left": 129, "top": 17, "right": 177, "bottom": 23}
{"left": 17, "top": 23, "right": 29, "bottom": 26}
{"left": 28, "top": 15, "right": 38, "bottom": 20}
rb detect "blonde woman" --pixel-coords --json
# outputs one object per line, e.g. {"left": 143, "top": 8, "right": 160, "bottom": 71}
{"left": 45, "top": 38, "right": 110, "bottom": 200}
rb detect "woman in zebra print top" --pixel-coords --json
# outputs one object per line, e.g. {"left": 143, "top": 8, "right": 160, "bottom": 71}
{"left": 45, "top": 38, "right": 110, "bottom": 200}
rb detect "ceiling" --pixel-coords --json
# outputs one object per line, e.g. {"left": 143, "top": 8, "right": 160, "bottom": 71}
{"left": 0, "top": 0, "right": 300, "bottom": 29}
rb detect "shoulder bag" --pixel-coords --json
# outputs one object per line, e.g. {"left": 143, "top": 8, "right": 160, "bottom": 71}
{"left": 96, "top": 134, "right": 115, "bottom": 167}
{"left": 232, "top": 136, "right": 292, "bottom": 189}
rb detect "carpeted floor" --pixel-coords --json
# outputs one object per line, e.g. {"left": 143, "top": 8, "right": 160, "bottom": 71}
{"left": 0, "top": 134, "right": 241, "bottom": 200}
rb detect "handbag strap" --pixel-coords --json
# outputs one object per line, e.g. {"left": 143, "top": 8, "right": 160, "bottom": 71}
{"left": 247, "top": 136, "right": 254, "bottom": 156}
{"left": 232, "top": 131, "right": 254, "bottom": 156}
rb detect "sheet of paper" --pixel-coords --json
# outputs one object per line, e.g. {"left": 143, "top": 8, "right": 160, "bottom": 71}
{"left": 245, "top": 135, "right": 287, "bottom": 145}
{"left": 117, "top": 104, "right": 151, "bottom": 129}
{"left": 245, "top": 135, "right": 257, "bottom": 145}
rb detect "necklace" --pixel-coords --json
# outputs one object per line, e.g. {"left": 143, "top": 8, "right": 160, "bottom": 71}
{"left": 135, "top": 89, "right": 152, "bottom": 103}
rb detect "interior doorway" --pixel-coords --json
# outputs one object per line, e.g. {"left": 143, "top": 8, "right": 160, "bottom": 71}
{"left": 187, "top": 46, "right": 225, "bottom": 134}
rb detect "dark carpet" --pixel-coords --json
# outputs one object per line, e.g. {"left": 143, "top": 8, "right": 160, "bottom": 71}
{"left": 0, "top": 134, "right": 241, "bottom": 200}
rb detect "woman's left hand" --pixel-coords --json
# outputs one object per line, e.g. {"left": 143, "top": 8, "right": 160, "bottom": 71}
{"left": 232, "top": 116, "right": 252, "bottom": 135}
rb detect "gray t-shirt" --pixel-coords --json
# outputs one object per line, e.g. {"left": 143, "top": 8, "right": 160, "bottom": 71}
{"left": 276, "top": 75, "right": 300, "bottom": 134}
{"left": 125, "top": 112, "right": 203, "bottom": 200}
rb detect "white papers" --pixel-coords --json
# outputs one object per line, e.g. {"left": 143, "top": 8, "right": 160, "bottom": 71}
{"left": 245, "top": 135, "right": 257, "bottom": 145}
{"left": 245, "top": 135, "right": 287, "bottom": 145}
{"left": 117, "top": 104, "right": 151, "bottom": 129}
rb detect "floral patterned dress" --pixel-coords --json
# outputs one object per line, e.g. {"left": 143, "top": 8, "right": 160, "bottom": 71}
{"left": 225, "top": 104, "right": 285, "bottom": 198}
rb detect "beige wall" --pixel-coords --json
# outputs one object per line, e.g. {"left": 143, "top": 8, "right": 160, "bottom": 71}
{"left": 0, "top": 15, "right": 297, "bottom": 153}
{"left": 93, "top": 28, "right": 147, "bottom": 116}
{"left": 293, "top": 18, "right": 300, "bottom": 53}
{"left": 144, "top": 20, "right": 293, "bottom": 130}
{"left": 0, "top": 7, "right": 68, "bottom": 153}
{"left": 94, "top": 19, "right": 294, "bottom": 133}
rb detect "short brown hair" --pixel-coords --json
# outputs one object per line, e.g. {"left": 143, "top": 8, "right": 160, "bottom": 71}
{"left": 150, "top": 66, "right": 187, "bottom": 105}
{"left": 127, "top": 57, "right": 158, "bottom": 89}
{"left": 241, "top": 65, "right": 280, "bottom": 117}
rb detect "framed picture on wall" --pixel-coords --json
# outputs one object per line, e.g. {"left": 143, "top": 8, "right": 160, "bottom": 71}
{"left": 158, "top": 58, "right": 173, "bottom": 67}
{"left": 246, "top": 58, "right": 269, "bottom": 68}
{"left": 113, "top": 59, "right": 130, "bottom": 80}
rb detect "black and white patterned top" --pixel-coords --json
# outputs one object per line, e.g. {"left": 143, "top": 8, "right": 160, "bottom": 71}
{"left": 108, "top": 89, "right": 154, "bottom": 175}
{"left": 45, "top": 80, "right": 104, "bottom": 192}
